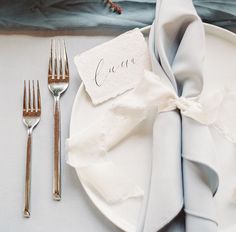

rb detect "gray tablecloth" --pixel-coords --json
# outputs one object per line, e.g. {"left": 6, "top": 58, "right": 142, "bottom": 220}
{"left": 0, "top": 0, "right": 235, "bottom": 31}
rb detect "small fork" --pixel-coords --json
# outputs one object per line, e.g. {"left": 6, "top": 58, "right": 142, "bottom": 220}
{"left": 23, "top": 80, "right": 41, "bottom": 218}
{"left": 48, "top": 40, "right": 69, "bottom": 201}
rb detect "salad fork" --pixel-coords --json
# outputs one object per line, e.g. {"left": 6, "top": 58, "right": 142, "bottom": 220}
{"left": 23, "top": 80, "right": 41, "bottom": 218}
{"left": 48, "top": 40, "right": 69, "bottom": 201}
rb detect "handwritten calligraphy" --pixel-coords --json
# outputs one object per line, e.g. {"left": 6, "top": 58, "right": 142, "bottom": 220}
{"left": 95, "top": 57, "right": 135, "bottom": 87}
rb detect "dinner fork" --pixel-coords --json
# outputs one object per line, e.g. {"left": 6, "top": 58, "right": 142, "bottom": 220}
{"left": 23, "top": 80, "right": 41, "bottom": 218}
{"left": 48, "top": 40, "right": 69, "bottom": 201}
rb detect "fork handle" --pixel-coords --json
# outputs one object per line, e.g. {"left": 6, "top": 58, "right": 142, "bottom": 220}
{"left": 53, "top": 96, "right": 61, "bottom": 201}
{"left": 24, "top": 131, "right": 32, "bottom": 218}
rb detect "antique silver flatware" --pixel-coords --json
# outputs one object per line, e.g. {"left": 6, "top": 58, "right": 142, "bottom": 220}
{"left": 23, "top": 80, "right": 41, "bottom": 218}
{"left": 48, "top": 39, "right": 69, "bottom": 201}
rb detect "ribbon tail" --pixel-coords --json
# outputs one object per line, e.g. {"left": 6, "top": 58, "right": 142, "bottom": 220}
{"left": 212, "top": 91, "right": 236, "bottom": 143}
{"left": 66, "top": 70, "right": 176, "bottom": 204}
{"left": 66, "top": 95, "right": 148, "bottom": 204}
{"left": 209, "top": 90, "right": 236, "bottom": 205}
{"left": 67, "top": 70, "right": 177, "bottom": 167}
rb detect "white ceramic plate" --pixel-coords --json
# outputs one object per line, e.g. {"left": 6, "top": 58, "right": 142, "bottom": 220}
{"left": 69, "top": 24, "right": 236, "bottom": 232}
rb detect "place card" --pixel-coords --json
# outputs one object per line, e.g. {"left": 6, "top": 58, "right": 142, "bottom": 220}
{"left": 74, "top": 28, "right": 151, "bottom": 105}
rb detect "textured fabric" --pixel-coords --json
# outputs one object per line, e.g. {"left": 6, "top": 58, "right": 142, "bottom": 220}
{"left": 0, "top": 0, "right": 235, "bottom": 31}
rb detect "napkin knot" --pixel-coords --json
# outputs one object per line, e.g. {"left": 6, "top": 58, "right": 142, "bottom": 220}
{"left": 169, "top": 96, "right": 202, "bottom": 113}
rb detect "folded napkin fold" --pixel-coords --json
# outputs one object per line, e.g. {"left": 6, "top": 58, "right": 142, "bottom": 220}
{"left": 141, "top": 0, "right": 218, "bottom": 231}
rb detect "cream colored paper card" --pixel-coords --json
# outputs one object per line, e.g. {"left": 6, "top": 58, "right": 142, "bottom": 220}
{"left": 74, "top": 28, "right": 151, "bottom": 105}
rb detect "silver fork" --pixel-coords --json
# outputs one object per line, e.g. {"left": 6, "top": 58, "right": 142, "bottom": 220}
{"left": 23, "top": 80, "right": 41, "bottom": 218}
{"left": 48, "top": 40, "right": 69, "bottom": 201}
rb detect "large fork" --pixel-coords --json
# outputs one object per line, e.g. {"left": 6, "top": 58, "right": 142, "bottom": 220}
{"left": 23, "top": 80, "right": 41, "bottom": 218}
{"left": 48, "top": 40, "right": 69, "bottom": 201}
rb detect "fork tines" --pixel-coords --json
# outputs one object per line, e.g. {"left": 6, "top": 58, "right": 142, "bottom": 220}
{"left": 48, "top": 39, "right": 69, "bottom": 84}
{"left": 23, "top": 80, "right": 41, "bottom": 117}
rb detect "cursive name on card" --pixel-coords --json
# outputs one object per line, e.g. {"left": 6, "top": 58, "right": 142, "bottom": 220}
{"left": 94, "top": 57, "right": 135, "bottom": 87}
{"left": 74, "top": 28, "right": 151, "bottom": 105}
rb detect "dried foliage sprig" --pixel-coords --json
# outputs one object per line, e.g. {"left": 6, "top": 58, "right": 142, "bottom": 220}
{"left": 104, "top": 0, "right": 123, "bottom": 14}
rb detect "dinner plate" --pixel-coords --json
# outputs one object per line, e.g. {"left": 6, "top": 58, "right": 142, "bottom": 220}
{"left": 69, "top": 24, "right": 236, "bottom": 232}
